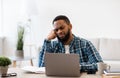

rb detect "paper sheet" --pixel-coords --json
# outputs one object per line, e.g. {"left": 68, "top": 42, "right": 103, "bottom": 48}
{"left": 21, "top": 66, "right": 45, "bottom": 74}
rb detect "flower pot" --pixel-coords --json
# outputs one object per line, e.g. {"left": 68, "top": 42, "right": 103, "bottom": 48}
{"left": 0, "top": 66, "right": 8, "bottom": 75}
{"left": 15, "top": 50, "right": 24, "bottom": 58}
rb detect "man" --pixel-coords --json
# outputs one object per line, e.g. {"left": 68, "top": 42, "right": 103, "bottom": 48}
{"left": 38, "top": 15, "right": 103, "bottom": 73}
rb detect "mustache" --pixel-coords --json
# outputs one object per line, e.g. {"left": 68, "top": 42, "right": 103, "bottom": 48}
{"left": 57, "top": 30, "right": 70, "bottom": 43}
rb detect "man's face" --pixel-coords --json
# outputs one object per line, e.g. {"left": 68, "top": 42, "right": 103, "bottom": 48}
{"left": 53, "top": 20, "right": 71, "bottom": 43}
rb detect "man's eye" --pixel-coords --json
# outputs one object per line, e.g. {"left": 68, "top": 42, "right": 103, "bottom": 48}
{"left": 54, "top": 27, "right": 64, "bottom": 32}
{"left": 54, "top": 29, "right": 58, "bottom": 32}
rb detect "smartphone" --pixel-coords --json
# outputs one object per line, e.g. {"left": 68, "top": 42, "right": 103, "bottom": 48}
{"left": 1, "top": 73, "right": 17, "bottom": 77}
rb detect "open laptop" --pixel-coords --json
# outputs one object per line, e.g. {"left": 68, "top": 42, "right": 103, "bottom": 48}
{"left": 44, "top": 53, "right": 80, "bottom": 77}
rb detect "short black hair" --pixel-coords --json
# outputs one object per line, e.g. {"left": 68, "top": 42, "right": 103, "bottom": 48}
{"left": 52, "top": 15, "right": 71, "bottom": 25}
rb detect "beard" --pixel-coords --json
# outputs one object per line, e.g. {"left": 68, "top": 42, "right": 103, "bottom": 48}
{"left": 57, "top": 29, "right": 70, "bottom": 43}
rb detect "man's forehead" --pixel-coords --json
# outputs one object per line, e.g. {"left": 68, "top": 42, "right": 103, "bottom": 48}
{"left": 54, "top": 20, "right": 66, "bottom": 26}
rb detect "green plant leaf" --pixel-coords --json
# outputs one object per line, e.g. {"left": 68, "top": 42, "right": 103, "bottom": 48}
{"left": 16, "top": 26, "right": 24, "bottom": 50}
{"left": 0, "top": 56, "right": 11, "bottom": 66}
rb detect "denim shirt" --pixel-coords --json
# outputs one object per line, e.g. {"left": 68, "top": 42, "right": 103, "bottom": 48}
{"left": 38, "top": 35, "right": 103, "bottom": 72}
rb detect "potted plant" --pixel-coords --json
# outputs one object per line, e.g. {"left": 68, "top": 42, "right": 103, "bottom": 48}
{"left": 16, "top": 26, "right": 25, "bottom": 58}
{"left": 0, "top": 56, "right": 12, "bottom": 75}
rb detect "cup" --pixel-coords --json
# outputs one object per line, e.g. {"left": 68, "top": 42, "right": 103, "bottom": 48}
{"left": 96, "top": 62, "right": 110, "bottom": 75}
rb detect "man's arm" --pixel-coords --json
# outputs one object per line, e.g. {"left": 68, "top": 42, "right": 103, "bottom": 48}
{"left": 38, "top": 30, "right": 57, "bottom": 67}
{"left": 38, "top": 39, "right": 54, "bottom": 67}
{"left": 80, "top": 40, "right": 103, "bottom": 72}
{"left": 80, "top": 63, "right": 98, "bottom": 72}
{"left": 87, "top": 41, "right": 103, "bottom": 63}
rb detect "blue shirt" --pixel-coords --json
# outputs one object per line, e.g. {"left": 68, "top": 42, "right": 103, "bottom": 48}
{"left": 38, "top": 35, "right": 103, "bottom": 72}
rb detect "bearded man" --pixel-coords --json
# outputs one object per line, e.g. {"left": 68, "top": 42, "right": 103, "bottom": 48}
{"left": 38, "top": 15, "right": 103, "bottom": 73}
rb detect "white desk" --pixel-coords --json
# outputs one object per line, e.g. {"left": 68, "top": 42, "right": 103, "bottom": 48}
{"left": 7, "top": 68, "right": 102, "bottom": 78}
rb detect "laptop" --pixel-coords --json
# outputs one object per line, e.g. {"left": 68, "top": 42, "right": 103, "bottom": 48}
{"left": 44, "top": 53, "right": 80, "bottom": 77}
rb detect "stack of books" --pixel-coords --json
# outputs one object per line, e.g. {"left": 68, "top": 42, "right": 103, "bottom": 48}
{"left": 104, "top": 68, "right": 120, "bottom": 76}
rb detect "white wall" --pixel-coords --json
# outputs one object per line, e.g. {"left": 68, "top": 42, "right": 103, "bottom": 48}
{"left": 0, "top": 0, "right": 3, "bottom": 36}
{"left": 1, "top": 0, "right": 120, "bottom": 56}
{"left": 30, "top": 0, "right": 120, "bottom": 44}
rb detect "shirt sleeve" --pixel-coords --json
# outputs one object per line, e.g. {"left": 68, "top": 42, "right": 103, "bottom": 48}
{"left": 87, "top": 41, "right": 103, "bottom": 63}
{"left": 38, "top": 39, "right": 53, "bottom": 67}
{"left": 80, "top": 40, "right": 103, "bottom": 72}
{"left": 80, "top": 63, "right": 98, "bottom": 72}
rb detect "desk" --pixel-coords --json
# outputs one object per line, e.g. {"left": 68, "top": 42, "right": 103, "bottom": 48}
{"left": 9, "top": 57, "right": 34, "bottom": 67}
{"left": 102, "top": 74, "right": 120, "bottom": 78}
{"left": 7, "top": 68, "right": 101, "bottom": 78}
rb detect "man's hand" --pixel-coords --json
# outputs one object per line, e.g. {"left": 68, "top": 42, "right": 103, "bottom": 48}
{"left": 46, "top": 30, "right": 57, "bottom": 40}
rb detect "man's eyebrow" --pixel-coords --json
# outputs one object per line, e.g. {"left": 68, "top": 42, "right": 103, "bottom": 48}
{"left": 54, "top": 26, "right": 63, "bottom": 31}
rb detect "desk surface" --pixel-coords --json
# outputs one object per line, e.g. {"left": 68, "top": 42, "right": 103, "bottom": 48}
{"left": 7, "top": 67, "right": 101, "bottom": 78}
{"left": 102, "top": 74, "right": 120, "bottom": 78}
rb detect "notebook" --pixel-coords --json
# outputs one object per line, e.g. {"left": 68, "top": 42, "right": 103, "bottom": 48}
{"left": 44, "top": 53, "right": 80, "bottom": 77}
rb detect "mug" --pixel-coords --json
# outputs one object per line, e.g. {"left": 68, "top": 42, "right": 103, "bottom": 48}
{"left": 96, "top": 62, "right": 110, "bottom": 75}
